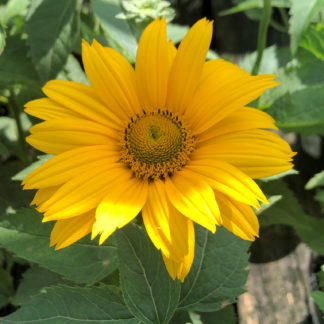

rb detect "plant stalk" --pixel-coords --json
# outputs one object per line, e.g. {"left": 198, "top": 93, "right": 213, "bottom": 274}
{"left": 252, "top": 0, "right": 272, "bottom": 75}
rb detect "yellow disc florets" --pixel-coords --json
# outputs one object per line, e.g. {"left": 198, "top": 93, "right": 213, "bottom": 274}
{"left": 120, "top": 109, "right": 196, "bottom": 181}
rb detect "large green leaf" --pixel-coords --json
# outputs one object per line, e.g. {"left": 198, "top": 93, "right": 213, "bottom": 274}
{"left": 26, "top": 0, "right": 81, "bottom": 83}
{"left": 0, "top": 208, "right": 118, "bottom": 284}
{"left": 11, "top": 265, "right": 72, "bottom": 306}
{"left": 311, "top": 291, "right": 324, "bottom": 312}
{"left": 91, "top": 0, "right": 138, "bottom": 62}
{"left": 0, "top": 35, "right": 39, "bottom": 88}
{"left": 1, "top": 285, "right": 139, "bottom": 324}
{"left": 116, "top": 223, "right": 181, "bottom": 324}
{"left": 267, "top": 85, "right": 324, "bottom": 135}
{"left": 179, "top": 226, "right": 250, "bottom": 312}
{"left": 300, "top": 23, "right": 324, "bottom": 60}
{"left": 289, "top": 0, "right": 324, "bottom": 54}
{"left": 260, "top": 180, "right": 324, "bottom": 254}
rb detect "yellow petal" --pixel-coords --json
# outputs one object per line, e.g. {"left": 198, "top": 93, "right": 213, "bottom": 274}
{"left": 42, "top": 80, "right": 123, "bottom": 129}
{"left": 31, "top": 186, "right": 59, "bottom": 206}
{"left": 142, "top": 180, "right": 194, "bottom": 262}
{"left": 184, "top": 59, "right": 278, "bottom": 134}
{"left": 25, "top": 98, "right": 82, "bottom": 121}
{"left": 82, "top": 39, "right": 141, "bottom": 122}
{"left": 165, "top": 168, "right": 220, "bottom": 232}
{"left": 167, "top": 18, "right": 213, "bottom": 115}
{"left": 92, "top": 177, "right": 148, "bottom": 245}
{"left": 23, "top": 146, "right": 119, "bottom": 189}
{"left": 197, "top": 107, "right": 277, "bottom": 143}
{"left": 195, "top": 129, "right": 295, "bottom": 178}
{"left": 26, "top": 119, "right": 118, "bottom": 155}
{"left": 162, "top": 229, "right": 195, "bottom": 282}
{"left": 136, "top": 18, "right": 170, "bottom": 110}
{"left": 187, "top": 160, "right": 267, "bottom": 208}
{"left": 40, "top": 164, "right": 128, "bottom": 221}
{"left": 50, "top": 210, "right": 95, "bottom": 250}
{"left": 216, "top": 192, "right": 259, "bottom": 241}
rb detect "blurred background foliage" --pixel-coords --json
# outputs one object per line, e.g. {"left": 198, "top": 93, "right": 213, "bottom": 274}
{"left": 1, "top": 0, "right": 324, "bottom": 323}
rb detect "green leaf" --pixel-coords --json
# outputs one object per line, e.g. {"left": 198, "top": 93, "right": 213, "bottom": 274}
{"left": 11, "top": 265, "right": 72, "bottom": 306}
{"left": 167, "top": 23, "right": 189, "bottom": 43}
{"left": 300, "top": 24, "right": 324, "bottom": 60}
{"left": 179, "top": 226, "right": 250, "bottom": 312}
{"left": 0, "top": 267, "right": 14, "bottom": 308}
{"left": 0, "top": 208, "right": 118, "bottom": 284}
{"left": 0, "top": 35, "right": 39, "bottom": 88}
{"left": 91, "top": 0, "right": 138, "bottom": 62}
{"left": 1, "top": 285, "right": 139, "bottom": 324}
{"left": 260, "top": 180, "right": 324, "bottom": 254}
{"left": 289, "top": 0, "right": 324, "bottom": 54}
{"left": 306, "top": 170, "right": 324, "bottom": 189}
{"left": 0, "top": 23, "right": 5, "bottom": 55}
{"left": 26, "top": 0, "right": 81, "bottom": 83}
{"left": 311, "top": 291, "right": 324, "bottom": 312}
{"left": 116, "top": 223, "right": 181, "bottom": 324}
{"left": 314, "top": 189, "right": 324, "bottom": 206}
{"left": 12, "top": 155, "right": 53, "bottom": 181}
{"left": 267, "top": 85, "right": 324, "bottom": 135}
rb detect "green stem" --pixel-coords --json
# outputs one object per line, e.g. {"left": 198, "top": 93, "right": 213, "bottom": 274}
{"left": 9, "top": 89, "right": 28, "bottom": 162}
{"left": 252, "top": 0, "right": 272, "bottom": 76}
{"left": 270, "top": 19, "right": 288, "bottom": 33}
{"left": 279, "top": 7, "right": 289, "bottom": 28}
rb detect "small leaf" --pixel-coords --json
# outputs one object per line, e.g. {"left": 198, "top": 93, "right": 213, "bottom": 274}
{"left": 306, "top": 170, "right": 324, "bottom": 189}
{"left": 311, "top": 291, "right": 324, "bottom": 312}
{"left": 300, "top": 24, "right": 324, "bottom": 60}
{"left": 26, "top": 0, "right": 81, "bottom": 83}
{"left": 289, "top": 0, "right": 324, "bottom": 54}
{"left": 1, "top": 0, "right": 30, "bottom": 25}
{"left": 0, "top": 267, "right": 14, "bottom": 308}
{"left": 91, "top": 0, "right": 138, "bottom": 62}
{"left": 0, "top": 208, "right": 118, "bottom": 284}
{"left": 2, "top": 285, "right": 139, "bottom": 324}
{"left": 116, "top": 223, "right": 181, "bottom": 324}
{"left": 179, "top": 226, "right": 250, "bottom": 312}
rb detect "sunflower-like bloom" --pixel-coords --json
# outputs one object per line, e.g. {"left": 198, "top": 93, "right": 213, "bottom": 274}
{"left": 23, "top": 18, "right": 294, "bottom": 281}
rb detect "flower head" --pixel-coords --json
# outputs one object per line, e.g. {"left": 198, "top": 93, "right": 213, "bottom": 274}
{"left": 23, "top": 18, "right": 294, "bottom": 281}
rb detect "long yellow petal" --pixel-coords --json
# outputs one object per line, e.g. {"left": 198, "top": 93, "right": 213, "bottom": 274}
{"left": 136, "top": 18, "right": 170, "bottom": 110}
{"left": 40, "top": 164, "right": 128, "bottom": 221}
{"left": 167, "top": 18, "right": 213, "bottom": 115}
{"left": 162, "top": 228, "right": 195, "bottom": 283}
{"left": 23, "top": 146, "right": 119, "bottom": 189}
{"left": 215, "top": 192, "right": 259, "bottom": 241}
{"left": 50, "top": 211, "right": 95, "bottom": 250}
{"left": 165, "top": 168, "right": 220, "bottom": 232}
{"left": 82, "top": 39, "right": 141, "bottom": 121}
{"left": 31, "top": 186, "right": 59, "bottom": 206}
{"left": 187, "top": 160, "right": 267, "bottom": 208}
{"left": 25, "top": 98, "right": 82, "bottom": 121}
{"left": 26, "top": 119, "right": 118, "bottom": 155}
{"left": 195, "top": 129, "right": 295, "bottom": 178}
{"left": 92, "top": 177, "right": 148, "bottom": 245}
{"left": 142, "top": 180, "right": 194, "bottom": 262}
{"left": 184, "top": 59, "right": 278, "bottom": 134}
{"left": 197, "top": 107, "right": 277, "bottom": 143}
{"left": 42, "top": 80, "right": 123, "bottom": 129}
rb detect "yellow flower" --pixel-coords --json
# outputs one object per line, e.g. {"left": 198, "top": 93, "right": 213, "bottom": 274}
{"left": 23, "top": 18, "right": 294, "bottom": 282}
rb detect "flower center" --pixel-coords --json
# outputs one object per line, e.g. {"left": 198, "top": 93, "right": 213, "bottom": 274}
{"left": 121, "top": 110, "right": 196, "bottom": 181}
